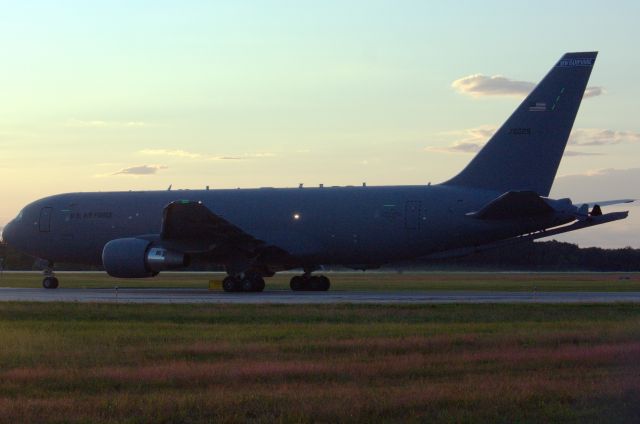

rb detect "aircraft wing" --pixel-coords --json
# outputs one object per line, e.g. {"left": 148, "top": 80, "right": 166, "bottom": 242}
{"left": 158, "top": 200, "right": 322, "bottom": 260}
{"left": 467, "top": 191, "right": 554, "bottom": 220}
{"left": 160, "top": 200, "right": 265, "bottom": 252}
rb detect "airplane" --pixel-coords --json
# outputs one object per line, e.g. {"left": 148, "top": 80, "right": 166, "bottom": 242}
{"left": 1, "top": 51, "right": 633, "bottom": 292}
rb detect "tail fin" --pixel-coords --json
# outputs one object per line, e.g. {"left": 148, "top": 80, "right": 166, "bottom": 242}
{"left": 443, "top": 52, "right": 597, "bottom": 196}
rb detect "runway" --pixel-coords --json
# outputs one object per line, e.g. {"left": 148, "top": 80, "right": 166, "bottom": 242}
{"left": 1, "top": 287, "right": 640, "bottom": 304}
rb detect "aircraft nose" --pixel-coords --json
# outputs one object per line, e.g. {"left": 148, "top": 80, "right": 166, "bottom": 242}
{"left": 2, "top": 220, "right": 16, "bottom": 245}
{"left": 2, "top": 221, "right": 14, "bottom": 244}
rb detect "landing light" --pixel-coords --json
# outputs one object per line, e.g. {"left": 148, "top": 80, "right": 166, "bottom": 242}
{"left": 293, "top": 213, "right": 301, "bottom": 220}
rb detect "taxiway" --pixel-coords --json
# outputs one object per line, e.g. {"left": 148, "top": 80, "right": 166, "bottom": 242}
{"left": 1, "top": 287, "right": 640, "bottom": 304}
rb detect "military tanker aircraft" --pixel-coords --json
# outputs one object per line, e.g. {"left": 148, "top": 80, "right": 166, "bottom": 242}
{"left": 2, "top": 52, "right": 632, "bottom": 292}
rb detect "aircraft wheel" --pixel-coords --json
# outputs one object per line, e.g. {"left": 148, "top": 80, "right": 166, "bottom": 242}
{"left": 223, "top": 276, "right": 241, "bottom": 292}
{"left": 290, "top": 276, "right": 304, "bottom": 291}
{"left": 308, "top": 276, "right": 330, "bottom": 291}
{"left": 254, "top": 277, "right": 265, "bottom": 292}
{"left": 309, "top": 276, "right": 323, "bottom": 291}
{"left": 240, "top": 277, "right": 254, "bottom": 292}
{"left": 43, "top": 276, "right": 59, "bottom": 289}
{"left": 241, "top": 274, "right": 265, "bottom": 292}
{"left": 318, "top": 275, "right": 330, "bottom": 291}
{"left": 240, "top": 277, "right": 252, "bottom": 292}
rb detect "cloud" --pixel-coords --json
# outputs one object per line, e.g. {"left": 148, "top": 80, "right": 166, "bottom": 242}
{"left": 246, "top": 152, "right": 276, "bottom": 158}
{"left": 583, "top": 86, "right": 605, "bottom": 98}
{"left": 139, "top": 149, "right": 202, "bottom": 159}
{"left": 428, "top": 126, "right": 639, "bottom": 155}
{"left": 451, "top": 74, "right": 603, "bottom": 99}
{"left": 452, "top": 74, "right": 535, "bottom": 97}
{"left": 426, "top": 142, "right": 483, "bottom": 154}
{"left": 138, "top": 149, "right": 274, "bottom": 161}
{"left": 569, "top": 128, "right": 640, "bottom": 146}
{"left": 66, "top": 119, "right": 146, "bottom": 128}
{"left": 563, "top": 150, "right": 603, "bottom": 157}
{"left": 113, "top": 165, "right": 167, "bottom": 175}
{"left": 425, "top": 126, "right": 497, "bottom": 154}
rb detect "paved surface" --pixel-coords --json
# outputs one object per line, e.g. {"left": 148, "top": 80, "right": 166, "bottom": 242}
{"left": 1, "top": 287, "right": 640, "bottom": 304}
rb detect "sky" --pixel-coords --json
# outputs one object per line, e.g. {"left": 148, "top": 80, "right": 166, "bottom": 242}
{"left": 1, "top": 0, "right": 639, "bottom": 247}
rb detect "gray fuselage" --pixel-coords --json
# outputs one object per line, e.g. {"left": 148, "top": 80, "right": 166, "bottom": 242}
{"left": 3, "top": 184, "right": 571, "bottom": 269}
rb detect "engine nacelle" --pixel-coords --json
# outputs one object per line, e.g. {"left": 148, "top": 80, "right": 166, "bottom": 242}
{"left": 102, "top": 238, "right": 189, "bottom": 278}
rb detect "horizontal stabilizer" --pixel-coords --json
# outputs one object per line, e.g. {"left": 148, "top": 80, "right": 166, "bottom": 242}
{"left": 575, "top": 199, "right": 635, "bottom": 208}
{"left": 535, "top": 211, "right": 629, "bottom": 239}
{"left": 468, "top": 191, "right": 554, "bottom": 220}
{"left": 427, "top": 210, "right": 628, "bottom": 260}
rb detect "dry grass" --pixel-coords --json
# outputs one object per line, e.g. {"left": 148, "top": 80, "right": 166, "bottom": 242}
{"left": 0, "top": 302, "right": 638, "bottom": 423}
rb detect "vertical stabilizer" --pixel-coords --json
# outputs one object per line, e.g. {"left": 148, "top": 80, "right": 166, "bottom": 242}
{"left": 443, "top": 52, "right": 597, "bottom": 196}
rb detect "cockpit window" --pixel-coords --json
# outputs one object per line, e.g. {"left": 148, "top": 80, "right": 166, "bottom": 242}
{"left": 15, "top": 210, "right": 24, "bottom": 222}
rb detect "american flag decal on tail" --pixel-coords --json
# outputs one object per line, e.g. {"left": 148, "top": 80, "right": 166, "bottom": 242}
{"left": 528, "top": 102, "right": 547, "bottom": 112}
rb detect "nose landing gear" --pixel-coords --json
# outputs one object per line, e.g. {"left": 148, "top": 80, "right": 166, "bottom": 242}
{"left": 43, "top": 276, "right": 59, "bottom": 289}
{"left": 42, "top": 262, "right": 59, "bottom": 289}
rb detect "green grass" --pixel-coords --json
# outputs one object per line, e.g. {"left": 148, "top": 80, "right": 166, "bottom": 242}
{"left": 2, "top": 271, "right": 640, "bottom": 291}
{"left": 0, "top": 302, "right": 639, "bottom": 423}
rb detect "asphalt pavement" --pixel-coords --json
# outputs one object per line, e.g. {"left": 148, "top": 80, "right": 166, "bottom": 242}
{"left": 1, "top": 287, "right": 640, "bottom": 304}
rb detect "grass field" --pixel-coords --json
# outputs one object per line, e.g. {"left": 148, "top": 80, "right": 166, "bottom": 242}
{"left": 0, "top": 301, "right": 639, "bottom": 423}
{"left": 2, "top": 271, "right": 640, "bottom": 291}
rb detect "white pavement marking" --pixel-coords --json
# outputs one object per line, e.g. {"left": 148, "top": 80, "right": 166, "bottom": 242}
{"left": 1, "top": 288, "right": 640, "bottom": 304}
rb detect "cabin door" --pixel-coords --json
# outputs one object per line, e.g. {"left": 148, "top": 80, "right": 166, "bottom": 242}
{"left": 39, "top": 207, "right": 52, "bottom": 232}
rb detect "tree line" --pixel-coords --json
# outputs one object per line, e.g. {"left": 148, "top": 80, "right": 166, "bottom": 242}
{"left": 412, "top": 240, "right": 640, "bottom": 271}
{"left": 1, "top": 239, "right": 639, "bottom": 272}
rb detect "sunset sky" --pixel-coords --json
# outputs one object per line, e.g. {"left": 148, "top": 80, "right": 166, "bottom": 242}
{"left": 2, "top": 1, "right": 639, "bottom": 247}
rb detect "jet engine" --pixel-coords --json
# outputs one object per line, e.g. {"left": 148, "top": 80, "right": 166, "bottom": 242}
{"left": 102, "top": 238, "right": 190, "bottom": 278}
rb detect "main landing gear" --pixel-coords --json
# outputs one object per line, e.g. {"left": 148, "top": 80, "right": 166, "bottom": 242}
{"left": 222, "top": 272, "right": 265, "bottom": 293}
{"left": 42, "top": 262, "right": 59, "bottom": 289}
{"left": 290, "top": 274, "right": 331, "bottom": 291}
{"left": 220, "top": 271, "right": 331, "bottom": 292}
